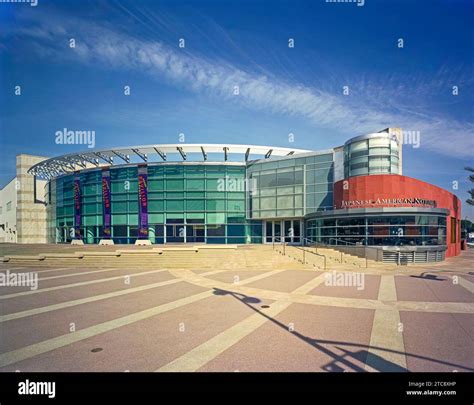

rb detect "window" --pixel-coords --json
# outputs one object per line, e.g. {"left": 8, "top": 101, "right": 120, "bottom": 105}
{"left": 166, "top": 179, "right": 184, "bottom": 191}
{"left": 148, "top": 179, "right": 164, "bottom": 191}
{"left": 111, "top": 202, "right": 127, "bottom": 213}
{"left": 186, "top": 200, "right": 205, "bottom": 211}
{"left": 149, "top": 213, "right": 164, "bottom": 223}
{"left": 149, "top": 201, "right": 164, "bottom": 211}
{"left": 206, "top": 166, "right": 226, "bottom": 178}
{"left": 165, "top": 166, "right": 184, "bottom": 177}
{"left": 259, "top": 173, "right": 277, "bottom": 188}
{"left": 186, "top": 179, "right": 205, "bottom": 191}
{"left": 277, "top": 186, "right": 294, "bottom": 195}
{"left": 276, "top": 169, "right": 294, "bottom": 186}
{"left": 206, "top": 179, "right": 221, "bottom": 191}
{"left": 167, "top": 200, "right": 184, "bottom": 211}
{"left": 350, "top": 140, "right": 368, "bottom": 158}
{"left": 6, "top": 201, "right": 12, "bottom": 211}
{"left": 277, "top": 195, "right": 294, "bottom": 209}
{"left": 260, "top": 197, "right": 276, "bottom": 210}
{"left": 227, "top": 200, "right": 245, "bottom": 212}
{"left": 185, "top": 166, "right": 205, "bottom": 177}
{"left": 294, "top": 168, "right": 304, "bottom": 184}
{"left": 260, "top": 188, "right": 276, "bottom": 196}
{"left": 369, "top": 137, "right": 390, "bottom": 148}
{"left": 206, "top": 200, "right": 225, "bottom": 211}
{"left": 113, "top": 225, "right": 128, "bottom": 237}
{"left": 207, "top": 213, "right": 226, "bottom": 224}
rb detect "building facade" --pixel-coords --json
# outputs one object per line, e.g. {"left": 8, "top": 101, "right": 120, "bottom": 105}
{"left": 16, "top": 128, "right": 462, "bottom": 262}
{"left": 0, "top": 154, "right": 48, "bottom": 243}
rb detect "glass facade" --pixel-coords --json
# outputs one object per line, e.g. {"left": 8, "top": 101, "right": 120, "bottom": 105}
{"left": 48, "top": 164, "right": 263, "bottom": 244}
{"left": 344, "top": 135, "right": 400, "bottom": 178}
{"left": 41, "top": 141, "right": 450, "bottom": 249}
{"left": 247, "top": 152, "right": 334, "bottom": 219}
{"left": 306, "top": 214, "right": 447, "bottom": 246}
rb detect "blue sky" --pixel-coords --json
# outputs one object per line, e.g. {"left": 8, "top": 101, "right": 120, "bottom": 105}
{"left": 0, "top": 0, "right": 473, "bottom": 218}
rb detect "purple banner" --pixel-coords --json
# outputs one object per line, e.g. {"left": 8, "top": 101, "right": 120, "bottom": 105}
{"left": 138, "top": 165, "right": 148, "bottom": 238}
{"left": 102, "top": 168, "right": 111, "bottom": 238}
{"left": 73, "top": 174, "right": 82, "bottom": 239}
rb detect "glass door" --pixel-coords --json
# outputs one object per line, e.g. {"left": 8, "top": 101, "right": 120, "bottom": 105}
{"left": 186, "top": 225, "right": 205, "bottom": 243}
{"left": 284, "top": 220, "right": 292, "bottom": 243}
{"left": 264, "top": 220, "right": 302, "bottom": 244}
{"left": 281, "top": 219, "right": 302, "bottom": 245}
{"left": 195, "top": 225, "right": 205, "bottom": 243}
{"left": 293, "top": 220, "right": 301, "bottom": 244}
{"left": 166, "top": 220, "right": 185, "bottom": 243}
{"left": 266, "top": 221, "right": 273, "bottom": 243}
{"left": 274, "top": 221, "right": 282, "bottom": 243}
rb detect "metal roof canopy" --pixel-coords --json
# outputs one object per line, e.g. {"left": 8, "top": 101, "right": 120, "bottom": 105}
{"left": 28, "top": 144, "right": 311, "bottom": 180}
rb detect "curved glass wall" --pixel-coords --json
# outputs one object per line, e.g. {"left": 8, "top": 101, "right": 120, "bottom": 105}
{"left": 247, "top": 152, "right": 334, "bottom": 219}
{"left": 48, "top": 164, "right": 263, "bottom": 244}
{"left": 306, "top": 214, "right": 447, "bottom": 246}
{"left": 344, "top": 135, "right": 400, "bottom": 178}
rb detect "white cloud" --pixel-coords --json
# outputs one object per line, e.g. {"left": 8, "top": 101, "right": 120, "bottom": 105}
{"left": 8, "top": 11, "right": 474, "bottom": 159}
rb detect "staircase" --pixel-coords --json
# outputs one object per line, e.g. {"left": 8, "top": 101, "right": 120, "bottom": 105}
{"left": 0, "top": 245, "right": 314, "bottom": 271}
{"left": 273, "top": 244, "right": 379, "bottom": 269}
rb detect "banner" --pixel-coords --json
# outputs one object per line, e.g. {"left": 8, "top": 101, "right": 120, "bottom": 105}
{"left": 101, "top": 168, "right": 111, "bottom": 238}
{"left": 138, "top": 165, "right": 148, "bottom": 238}
{"left": 73, "top": 174, "right": 82, "bottom": 239}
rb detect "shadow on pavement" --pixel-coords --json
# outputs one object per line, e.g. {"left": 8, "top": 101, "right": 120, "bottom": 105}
{"left": 409, "top": 272, "right": 446, "bottom": 281}
{"left": 213, "top": 287, "right": 473, "bottom": 372}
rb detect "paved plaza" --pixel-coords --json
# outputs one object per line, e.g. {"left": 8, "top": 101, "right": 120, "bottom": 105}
{"left": 0, "top": 245, "right": 472, "bottom": 372}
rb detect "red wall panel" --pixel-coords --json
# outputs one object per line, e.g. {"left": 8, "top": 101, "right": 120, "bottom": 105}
{"left": 334, "top": 175, "right": 462, "bottom": 257}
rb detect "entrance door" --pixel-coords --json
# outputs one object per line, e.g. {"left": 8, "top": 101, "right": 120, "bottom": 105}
{"left": 293, "top": 220, "right": 301, "bottom": 244}
{"left": 284, "top": 220, "right": 292, "bottom": 243}
{"left": 264, "top": 219, "right": 302, "bottom": 245}
{"left": 274, "top": 221, "right": 282, "bottom": 243}
{"left": 194, "top": 225, "right": 205, "bottom": 243}
{"left": 266, "top": 221, "right": 273, "bottom": 243}
{"left": 265, "top": 220, "right": 283, "bottom": 244}
{"left": 186, "top": 225, "right": 205, "bottom": 243}
{"left": 165, "top": 222, "right": 185, "bottom": 243}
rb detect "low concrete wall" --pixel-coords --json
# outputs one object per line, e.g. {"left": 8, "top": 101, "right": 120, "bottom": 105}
{"left": 314, "top": 244, "right": 447, "bottom": 263}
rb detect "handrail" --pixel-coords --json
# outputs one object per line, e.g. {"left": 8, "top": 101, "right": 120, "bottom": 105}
{"left": 308, "top": 237, "right": 368, "bottom": 267}
{"left": 273, "top": 237, "right": 326, "bottom": 270}
{"left": 291, "top": 244, "right": 327, "bottom": 270}
{"left": 302, "top": 237, "right": 347, "bottom": 264}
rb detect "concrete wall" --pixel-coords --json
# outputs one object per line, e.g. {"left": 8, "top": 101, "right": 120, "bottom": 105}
{"left": 15, "top": 154, "right": 48, "bottom": 243}
{"left": 0, "top": 178, "right": 18, "bottom": 243}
